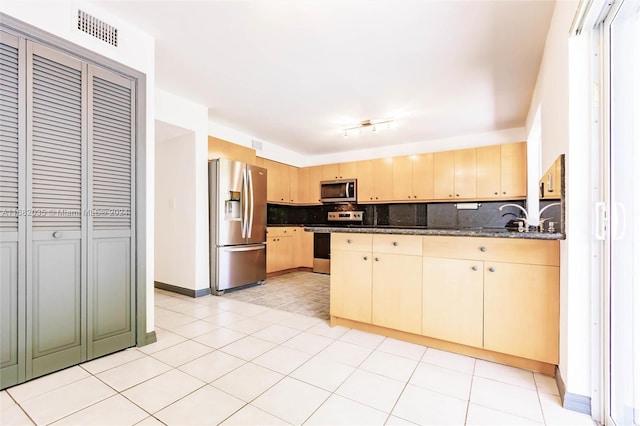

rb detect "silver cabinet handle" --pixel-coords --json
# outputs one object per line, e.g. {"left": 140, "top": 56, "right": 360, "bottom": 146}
{"left": 53, "top": 231, "right": 62, "bottom": 238}
{"left": 472, "top": 265, "right": 478, "bottom": 271}
{"left": 489, "top": 267, "right": 496, "bottom": 272}
{"left": 480, "top": 246, "right": 487, "bottom": 252}
{"left": 392, "top": 241, "right": 398, "bottom": 246}
{"left": 347, "top": 239, "right": 352, "bottom": 244}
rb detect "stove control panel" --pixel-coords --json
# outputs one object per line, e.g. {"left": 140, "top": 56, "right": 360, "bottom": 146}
{"left": 327, "top": 211, "right": 364, "bottom": 222}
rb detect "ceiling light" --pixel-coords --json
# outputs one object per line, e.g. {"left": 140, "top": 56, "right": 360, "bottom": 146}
{"left": 343, "top": 119, "right": 395, "bottom": 137}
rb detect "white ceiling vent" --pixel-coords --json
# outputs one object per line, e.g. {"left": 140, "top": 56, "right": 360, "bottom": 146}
{"left": 77, "top": 10, "right": 118, "bottom": 47}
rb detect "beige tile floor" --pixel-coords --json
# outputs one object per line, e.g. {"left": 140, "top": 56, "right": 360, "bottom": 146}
{"left": 1, "top": 274, "right": 596, "bottom": 425}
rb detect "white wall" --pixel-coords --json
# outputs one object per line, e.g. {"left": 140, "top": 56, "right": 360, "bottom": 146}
{"left": 526, "top": 0, "right": 593, "bottom": 400}
{"left": 155, "top": 132, "right": 196, "bottom": 288}
{"left": 1, "top": 1, "right": 156, "bottom": 332}
{"left": 156, "top": 90, "right": 210, "bottom": 292}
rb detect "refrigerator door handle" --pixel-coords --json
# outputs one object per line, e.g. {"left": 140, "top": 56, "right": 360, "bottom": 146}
{"left": 220, "top": 244, "right": 265, "bottom": 253}
{"left": 241, "top": 168, "right": 248, "bottom": 238}
{"left": 248, "top": 169, "right": 255, "bottom": 238}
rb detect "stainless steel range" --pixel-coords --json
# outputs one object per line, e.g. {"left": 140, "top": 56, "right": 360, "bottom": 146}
{"left": 313, "top": 211, "right": 364, "bottom": 274}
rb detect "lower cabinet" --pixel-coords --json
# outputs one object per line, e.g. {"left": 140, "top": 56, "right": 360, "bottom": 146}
{"left": 330, "top": 249, "right": 372, "bottom": 323}
{"left": 266, "top": 227, "right": 314, "bottom": 273}
{"left": 484, "top": 262, "right": 559, "bottom": 364}
{"left": 372, "top": 253, "right": 422, "bottom": 334}
{"left": 422, "top": 257, "right": 483, "bottom": 348}
{"left": 330, "top": 233, "right": 560, "bottom": 366}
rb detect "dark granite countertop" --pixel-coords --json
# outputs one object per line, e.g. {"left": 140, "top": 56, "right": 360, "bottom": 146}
{"left": 303, "top": 226, "right": 565, "bottom": 240}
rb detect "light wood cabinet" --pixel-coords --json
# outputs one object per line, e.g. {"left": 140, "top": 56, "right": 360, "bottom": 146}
{"left": 356, "top": 160, "right": 375, "bottom": 202}
{"left": 422, "top": 235, "right": 559, "bottom": 363}
{"left": 393, "top": 154, "right": 434, "bottom": 201}
{"left": 484, "top": 262, "right": 559, "bottom": 364}
{"left": 434, "top": 151, "right": 455, "bottom": 199}
{"left": 477, "top": 142, "right": 527, "bottom": 199}
{"left": 297, "top": 167, "right": 310, "bottom": 204}
{"left": 454, "top": 148, "right": 477, "bottom": 199}
{"left": 266, "top": 227, "right": 295, "bottom": 273}
{"left": 288, "top": 165, "right": 299, "bottom": 203}
{"left": 208, "top": 136, "right": 256, "bottom": 164}
{"left": 423, "top": 257, "right": 483, "bottom": 347}
{"left": 371, "top": 237, "right": 422, "bottom": 334}
{"left": 308, "top": 166, "right": 323, "bottom": 204}
{"left": 500, "top": 142, "right": 527, "bottom": 198}
{"left": 263, "top": 159, "right": 289, "bottom": 203}
{"left": 330, "top": 233, "right": 373, "bottom": 323}
{"left": 476, "top": 145, "right": 502, "bottom": 198}
{"left": 540, "top": 155, "right": 563, "bottom": 199}
{"left": 321, "top": 162, "right": 358, "bottom": 180}
{"left": 292, "top": 227, "right": 313, "bottom": 268}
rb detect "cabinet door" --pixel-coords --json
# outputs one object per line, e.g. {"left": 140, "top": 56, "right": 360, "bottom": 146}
{"left": 295, "top": 228, "right": 314, "bottom": 268}
{"left": 433, "top": 151, "right": 455, "bottom": 199}
{"left": 322, "top": 164, "right": 340, "bottom": 180}
{"left": 500, "top": 142, "right": 527, "bottom": 198}
{"left": 278, "top": 236, "right": 294, "bottom": 271}
{"left": 297, "top": 168, "right": 310, "bottom": 203}
{"left": 392, "top": 155, "right": 413, "bottom": 200}
{"left": 373, "top": 158, "right": 394, "bottom": 201}
{"left": 308, "top": 165, "right": 323, "bottom": 204}
{"left": 484, "top": 262, "right": 559, "bottom": 364}
{"left": 454, "top": 148, "right": 477, "bottom": 199}
{"left": 412, "top": 153, "right": 434, "bottom": 200}
{"left": 266, "top": 236, "right": 278, "bottom": 273}
{"left": 372, "top": 254, "right": 422, "bottom": 334}
{"left": 330, "top": 249, "right": 372, "bottom": 323}
{"left": 339, "top": 162, "right": 358, "bottom": 179}
{"left": 476, "top": 145, "right": 501, "bottom": 199}
{"left": 288, "top": 165, "right": 298, "bottom": 203}
{"left": 356, "top": 160, "right": 375, "bottom": 202}
{"left": 422, "top": 257, "right": 483, "bottom": 348}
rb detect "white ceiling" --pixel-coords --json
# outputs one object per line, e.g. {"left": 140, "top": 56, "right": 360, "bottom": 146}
{"left": 93, "top": 0, "right": 555, "bottom": 155}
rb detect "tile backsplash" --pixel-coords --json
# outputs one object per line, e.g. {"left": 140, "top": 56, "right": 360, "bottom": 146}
{"left": 267, "top": 200, "right": 553, "bottom": 230}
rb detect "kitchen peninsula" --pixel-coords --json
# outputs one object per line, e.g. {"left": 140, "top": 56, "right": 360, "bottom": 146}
{"left": 305, "top": 226, "right": 563, "bottom": 376}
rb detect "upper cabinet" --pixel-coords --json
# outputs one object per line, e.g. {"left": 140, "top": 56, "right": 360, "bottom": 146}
{"left": 539, "top": 154, "right": 563, "bottom": 199}
{"left": 232, "top": 141, "right": 528, "bottom": 205}
{"left": 393, "top": 154, "right": 434, "bottom": 201}
{"left": 321, "top": 162, "right": 358, "bottom": 180}
{"left": 208, "top": 136, "right": 256, "bottom": 164}
{"left": 356, "top": 158, "right": 393, "bottom": 202}
{"left": 477, "top": 142, "right": 527, "bottom": 199}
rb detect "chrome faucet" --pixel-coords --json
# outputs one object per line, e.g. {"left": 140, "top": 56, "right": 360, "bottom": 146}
{"left": 538, "top": 202, "right": 561, "bottom": 232}
{"left": 499, "top": 203, "right": 529, "bottom": 232}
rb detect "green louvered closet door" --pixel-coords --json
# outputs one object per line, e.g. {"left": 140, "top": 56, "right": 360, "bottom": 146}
{"left": 0, "top": 35, "right": 136, "bottom": 388}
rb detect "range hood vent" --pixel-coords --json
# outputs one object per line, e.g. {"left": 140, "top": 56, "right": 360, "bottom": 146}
{"left": 77, "top": 10, "right": 118, "bottom": 47}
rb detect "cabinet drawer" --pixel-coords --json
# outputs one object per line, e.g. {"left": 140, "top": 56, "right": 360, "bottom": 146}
{"left": 422, "top": 236, "right": 485, "bottom": 260}
{"left": 267, "top": 226, "right": 298, "bottom": 237}
{"left": 482, "top": 238, "right": 559, "bottom": 266}
{"left": 331, "top": 233, "right": 372, "bottom": 252}
{"left": 373, "top": 234, "right": 422, "bottom": 255}
{"left": 423, "top": 236, "right": 560, "bottom": 266}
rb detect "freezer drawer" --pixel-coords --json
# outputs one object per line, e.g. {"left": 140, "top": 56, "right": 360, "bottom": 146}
{"left": 213, "top": 244, "right": 266, "bottom": 292}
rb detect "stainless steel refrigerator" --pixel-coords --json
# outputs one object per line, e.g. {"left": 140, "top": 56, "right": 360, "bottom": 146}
{"left": 209, "top": 158, "right": 267, "bottom": 294}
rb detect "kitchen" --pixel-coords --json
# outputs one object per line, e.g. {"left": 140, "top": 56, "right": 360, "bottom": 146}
{"left": 0, "top": 0, "right": 638, "bottom": 425}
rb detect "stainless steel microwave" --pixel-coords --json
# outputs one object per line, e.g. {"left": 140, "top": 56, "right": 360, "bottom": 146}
{"left": 320, "top": 179, "right": 357, "bottom": 203}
